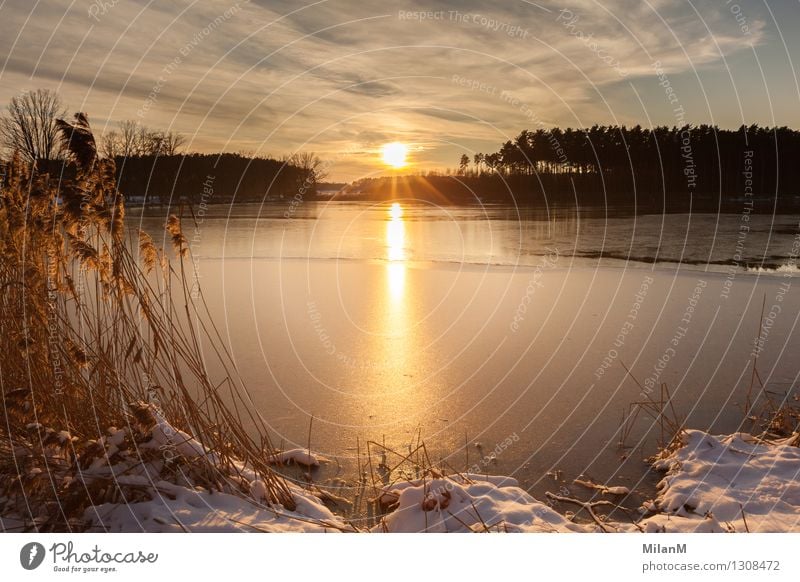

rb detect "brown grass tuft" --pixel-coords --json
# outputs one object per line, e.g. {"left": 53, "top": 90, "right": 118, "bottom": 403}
{"left": 0, "top": 113, "right": 294, "bottom": 531}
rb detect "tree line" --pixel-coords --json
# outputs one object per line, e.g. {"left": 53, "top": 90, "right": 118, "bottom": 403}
{"left": 113, "top": 153, "right": 311, "bottom": 204}
{"left": 445, "top": 125, "right": 800, "bottom": 210}
{"left": 0, "top": 89, "right": 320, "bottom": 204}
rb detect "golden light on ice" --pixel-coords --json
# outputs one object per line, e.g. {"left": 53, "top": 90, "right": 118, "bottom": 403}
{"left": 386, "top": 202, "right": 406, "bottom": 300}
{"left": 386, "top": 203, "right": 406, "bottom": 262}
{"left": 381, "top": 142, "right": 408, "bottom": 168}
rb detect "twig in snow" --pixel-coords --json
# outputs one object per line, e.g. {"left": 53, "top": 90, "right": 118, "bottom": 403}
{"left": 740, "top": 504, "right": 751, "bottom": 533}
{"left": 545, "top": 491, "right": 616, "bottom": 533}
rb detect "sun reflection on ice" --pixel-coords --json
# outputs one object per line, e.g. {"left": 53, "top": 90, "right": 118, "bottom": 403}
{"left": 386, "top": 203, "right": 406, "bottom": 301}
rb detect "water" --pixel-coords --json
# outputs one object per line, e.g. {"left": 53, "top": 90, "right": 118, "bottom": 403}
{"left": 128, "top": 202, "right": 800, "bottom": 517}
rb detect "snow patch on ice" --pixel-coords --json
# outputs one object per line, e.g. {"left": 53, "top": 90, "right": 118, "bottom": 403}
{"left": 268, "top": 448, "right": 327, "bottom": 467}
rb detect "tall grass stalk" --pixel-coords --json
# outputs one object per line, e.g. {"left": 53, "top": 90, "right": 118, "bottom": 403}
{"left": 0, "top": 114, "right": 292, "bottom": 531}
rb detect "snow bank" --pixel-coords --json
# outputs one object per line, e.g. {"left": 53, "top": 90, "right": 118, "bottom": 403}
{"left": 144, "top": 413, "right": 216, "bottom": 460}
{"left": 372, "top": 475, "right": 597, "bottom": 533}
{"left": 75, "top": 421, "right": 800, "bottom": 533}
{"left": 81, "top": 411, "right": 348, "bottom": 532}
{"left": 373, "top": 430, "right": 800, "bottom": 533}
{"left": 637, "top": 429, "right": 800, "bottom": 532}
{"left": 87, "top": 481, "right": 345, "bottom": 533}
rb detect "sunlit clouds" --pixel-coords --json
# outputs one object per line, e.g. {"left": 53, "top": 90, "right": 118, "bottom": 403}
{"left": 0, "top": 0, "right": 791, "bottom": 179}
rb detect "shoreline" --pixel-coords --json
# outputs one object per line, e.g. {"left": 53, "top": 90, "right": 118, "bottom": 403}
{"left": 126, "top": 199, "right": 800, "bottom": 216}
{"left": 6, "top": 417, "right": 795, "bottom": 533}
{"left": 169, "top": 254, "right": 800, "bottom": 277}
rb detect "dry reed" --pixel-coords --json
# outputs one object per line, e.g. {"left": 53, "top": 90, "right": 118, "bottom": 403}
{"left": 0, "top": 113, "right": 293, "bottom": 531}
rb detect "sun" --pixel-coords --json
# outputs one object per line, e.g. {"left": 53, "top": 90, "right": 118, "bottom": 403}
{"left": 381, "top": 142, "right": 408, "bottom": 168}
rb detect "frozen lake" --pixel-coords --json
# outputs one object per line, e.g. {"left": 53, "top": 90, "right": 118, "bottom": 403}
{"left": 130, "top": 202, "right": 800, "bottom": 514}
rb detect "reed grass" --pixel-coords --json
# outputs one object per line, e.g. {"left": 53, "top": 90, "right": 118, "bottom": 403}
{"left": 0, "top": 113, "right": 293, "bottom": 531}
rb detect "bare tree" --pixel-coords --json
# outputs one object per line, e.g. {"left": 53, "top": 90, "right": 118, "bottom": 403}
{"left": 118, "top": 120, "right": 141, "bottom": 157}
{"left": 142, "top": 130, "right": 163, "bottom": 156}
{"left": 159, "top": 131, "right": 185, "bottom": 155}
{"left": 0, "top": 89, "right": 66, "bottom": 163}
{"left": 106, "top": 121, "right": 186, "bottom": 158}
{"left": 101, "top": 130, "right": 120, "bottom": 159}
{"left": 290, "top": 151, "right": 328, "bottom": 183}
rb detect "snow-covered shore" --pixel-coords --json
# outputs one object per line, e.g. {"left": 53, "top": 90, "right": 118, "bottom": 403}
{"left": 638, "top": 430, "right": 800, "bottom": 532}
{"left": 67, "top": 424, "right": 800, "bottom": 533}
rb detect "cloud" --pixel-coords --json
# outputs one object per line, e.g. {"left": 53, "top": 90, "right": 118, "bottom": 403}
{"left": 0, "top": 0, "right": 785, "bottom": 179}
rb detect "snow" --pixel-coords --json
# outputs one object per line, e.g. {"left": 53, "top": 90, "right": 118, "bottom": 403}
{"left": 144, "top": 412, "right": 217, "bottom": 461}
{"left": 574, "top": 478, "right": 631, "bottom": 496}
{"left": 87, "top": 480, "right": 347, "bottom": 532}
{"left": 146, "top": 410, "right": 325, "bottom": 468}
{"left": 372, "top": 475, "right": 597, "bottom": 533}
{"left": 9, "top": 409, "right": 800, "bottom": 533}
{"left": 268, "top": 448, "right": 327, "bottom": 467}
{"left": 636, "top": 429, "right": 800, "bottom": 532}
{"left": 372, "top": 429, "right": 800, "bottom": 533}
{"left": 77, "top": 410, "right": 349, "bottom": 532}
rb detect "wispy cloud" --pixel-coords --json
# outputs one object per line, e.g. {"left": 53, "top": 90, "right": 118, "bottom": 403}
{"left": 0, "top": 0, "right": 786, "bottom": 179}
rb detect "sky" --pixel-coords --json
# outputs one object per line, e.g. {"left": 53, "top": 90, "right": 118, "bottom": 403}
{"left": 1, "top": 0, "right": 799, "bottom": 180}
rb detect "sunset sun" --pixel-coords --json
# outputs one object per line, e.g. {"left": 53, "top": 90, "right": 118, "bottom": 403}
{"left": 381, "top": 142, "right": 408, "bottom": 168}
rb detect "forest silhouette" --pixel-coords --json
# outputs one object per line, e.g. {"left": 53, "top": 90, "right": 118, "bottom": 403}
{"left": 352, "top": 125, "right": 800, "bottom": 212}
